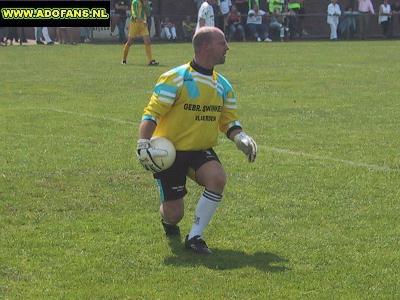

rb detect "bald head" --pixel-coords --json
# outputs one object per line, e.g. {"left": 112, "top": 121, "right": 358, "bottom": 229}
{"left": 192, "top": 27, "right": 229, "bottom": 69}
{"left": 192, "top": 27, "right": 225, "bottom": 54}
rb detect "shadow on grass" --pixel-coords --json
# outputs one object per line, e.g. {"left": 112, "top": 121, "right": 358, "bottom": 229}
{"left": 164, "top": 238, "right": 289, "bottom": 272}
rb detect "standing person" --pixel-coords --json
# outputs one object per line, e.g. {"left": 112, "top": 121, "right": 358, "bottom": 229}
{"left": 115, "top": 0, "right": 130, "bottom": 43}
{"left": 327, "top": 0, "right": 341, "bottom": 40}
{"left": 339, "top": 5, "right": 358, "bottom": 39}
{"left": 378, "top": 0, "right": 392, "bottom": 38}
{"left": 194, "top": 0, "right": 205, "bottom": 10}
{"left": 35, "top": 27, "right": 54, "bottom": 45}
{"left": 122, "top": 0, "right": 159, "bottom": 66}
{"left": 136, "top": 27, "right": 257, "bottom": 254}
{"left": 219, "top": 0, "right": 232, "bottom": 33}
{"left": 196, "top": 0, "right": 217, "bottom": 32}
{"left": 393, "top": 0, "right": 400, "bottom": 25}
{"left": 357, "top": 0, "right": 375, "bottom": 39}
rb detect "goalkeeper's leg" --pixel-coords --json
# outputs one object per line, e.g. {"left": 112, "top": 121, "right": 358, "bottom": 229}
{"left": 188, "top": 160, "right": 226, "bottom": 240}
{"left": 160, "top": 198, "right": 184, "bottom": 237}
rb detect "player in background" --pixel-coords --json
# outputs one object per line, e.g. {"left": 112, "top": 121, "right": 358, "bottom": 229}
{"left": 122, "top": 0, "right": 159, "bottom": 65}
{"left": 196, "top": 0, "right": 217, "bottom": 32}
{"left": 136, "top": 27, "right": 257, "bottom": 254}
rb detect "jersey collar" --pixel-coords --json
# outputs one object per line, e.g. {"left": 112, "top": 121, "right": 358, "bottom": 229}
{"left": 190, "top": 60, "right": 214, "bottom": 76}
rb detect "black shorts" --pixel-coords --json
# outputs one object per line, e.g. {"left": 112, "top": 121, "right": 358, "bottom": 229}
{"left": 153, "top": 148, "right": 220, "bottom": 202}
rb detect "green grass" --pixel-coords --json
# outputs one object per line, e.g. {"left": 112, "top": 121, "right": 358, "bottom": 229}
{"left": 1, "top": 40, "right": 400, "bottom": 299}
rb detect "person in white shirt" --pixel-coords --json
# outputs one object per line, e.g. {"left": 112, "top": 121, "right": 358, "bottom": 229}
{"left": 246, "top": 3, "right": 271, "bottom": 42}
{"left": 378, "top": 0, "right": 393, "bottom": 38}
{"left": 219, "top": 0, "right": 232, "bottom": 33}
{"left": 327, "top": 0, "right": 341, "bottom": 40}
{"left": 196, "top": 0, "right": 217, "bottom": 32}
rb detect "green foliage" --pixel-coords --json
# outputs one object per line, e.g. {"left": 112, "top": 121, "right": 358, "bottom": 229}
{"left": 1, "top": 41, "right": 400, "bottom": 299}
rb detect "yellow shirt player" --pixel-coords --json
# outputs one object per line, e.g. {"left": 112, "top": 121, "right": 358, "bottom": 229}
{"left": 122, "top": 0, "right": 159, "bottom": 66}
{"left": 136, "top": 27, "right": 257, "bottom": 254}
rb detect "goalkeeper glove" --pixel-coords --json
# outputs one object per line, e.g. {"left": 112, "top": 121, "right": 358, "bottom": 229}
{"left": 233, "top": 132, "right": 257, "bottom": 163}
{"left": 136, "top": 139, "right": 167, "bottom": 173}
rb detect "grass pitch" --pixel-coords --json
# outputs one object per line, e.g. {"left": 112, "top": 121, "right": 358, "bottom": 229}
{"left": 1, "top": 40, "right": 400, "bottom": 299}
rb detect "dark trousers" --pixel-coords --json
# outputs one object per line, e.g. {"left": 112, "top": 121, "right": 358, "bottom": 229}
{"left": 117, "top": 17, "right": 127, "bottom": 43}
{"left": 380, "top": 20, "right": 393, "bottom": 38}
{"left": 358, "top": 12, "right": 370, "bottom": 39}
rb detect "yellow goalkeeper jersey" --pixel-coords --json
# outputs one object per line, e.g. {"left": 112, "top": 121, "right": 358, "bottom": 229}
{"left": 142, "top": 61, "right": 242, "bottom": 151}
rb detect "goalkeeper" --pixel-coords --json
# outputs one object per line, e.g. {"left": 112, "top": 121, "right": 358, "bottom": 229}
{"left": 136, "top": 27, "right": 257, "bottom": 254}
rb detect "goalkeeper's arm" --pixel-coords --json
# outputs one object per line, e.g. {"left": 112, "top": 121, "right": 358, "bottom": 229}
{"left": 136, "top": 120, "right": 166, "bottom": 172}
{"left": 228, "top": 128, "right": 258, "bottom": 163}
{"left": 139, "top": 119, "right": 156, "bottom": 140}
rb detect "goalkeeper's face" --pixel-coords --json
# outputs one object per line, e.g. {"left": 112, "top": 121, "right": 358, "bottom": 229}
{"left": 210, "top": 31, "right": 229, "bottom": 66}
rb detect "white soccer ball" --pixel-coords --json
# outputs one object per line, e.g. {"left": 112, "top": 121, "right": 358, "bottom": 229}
{"left": 150, "top": 136, "right": 176, "bottom": 171}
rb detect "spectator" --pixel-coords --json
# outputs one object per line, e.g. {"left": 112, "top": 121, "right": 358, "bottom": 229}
{"left": 182, "top": 16, "right": 197, "bottom": 41}
{"left": 327, "top": 0, "right": 341, "bottom": 40}
{"left": 115, "top": 0, "right": 130, "bottom": 43}
{"left": 227, "top": 5, "right": 246, "bottom": 41}
{"left": 57, "top": 28, "right": 76, "bottom": 45}
{"left": 339, "top": 5, "right": 358, "bottom": 39}
{"left": 269, "top": 7, "right": 286, "bottom": 41}
{"left": 219, "top": 0, "right": 232, "bottom": 33}
{"left": 283, "top": 5, "right": 297, "bottom": 39}
{"left": 393, "top": 0, "right": 400, "bottom": 25}
{"left": 357, "top": 0, "right": 375, "bottom": 39}
{"left": 246, "top": 3, "right": 271, "bottom": 41}
{"left": 297, "top": 0, "right": 309, "bottom": 36}
{"left": 269, "top": 0, "right": 284, "bottom": 13}
{"left": 6, "top": 27, "right": 18, "bottom": 46}
{"left": 378, "top": 0, "right": 393, "bottom": 38}
{"left": 287, "top": 0, "right": 301, "bottom": 38}
{"left": 234, "top": 0, "right": 249, "bottom": 15}
{"left": 194, "top": 0, "right": 204, "bottom": 10}
{"left": 160, "top": 17, "right": 178, "bottom": 41}
{"left": 80, "top": 27, "right": 92, "bottom": 43}
{"left": 0, "top": 28, "right": 7, "bottom": 46}
{"left": 35, "top": 27, "right": 54, "bottom": 45}
{"left": 196, "top": 0, "right": 217, "bottom": 32}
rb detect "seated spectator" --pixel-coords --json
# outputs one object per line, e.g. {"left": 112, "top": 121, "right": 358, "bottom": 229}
{"left": 246, "top": 3, "right": 271, "bottom": 42}
{"left": 339, "top": 5, "right": 358, "bottom": 39}
{"left": 227, "top": 5, "right": 246, "bottom": 41}
{"left": 6, "top": 27, "right": 18, "bottom": 46}
{"left": 160, "top": 17, "right": 177, "bottom": 41}
{"left": 269, "top": 8, "right": 286, "bottom": 41}
{"left": 378, "top": 0, "right": 393, "bottom": 38}
{"left": 182, "top": 16, "right": 196, "bottom": 41}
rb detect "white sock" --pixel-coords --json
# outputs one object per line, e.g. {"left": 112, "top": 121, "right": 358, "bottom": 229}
{"left": 188, "top": 190, "right": 222, "bottom": 239}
